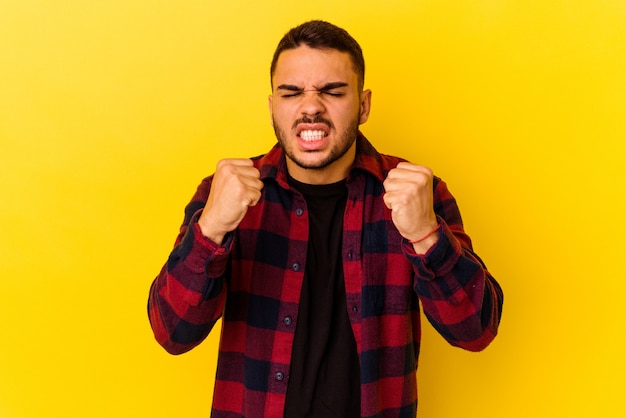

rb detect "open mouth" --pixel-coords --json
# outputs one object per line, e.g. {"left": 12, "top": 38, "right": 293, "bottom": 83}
{"left": 299, "top": 130, "right": 328, "bottom": 142}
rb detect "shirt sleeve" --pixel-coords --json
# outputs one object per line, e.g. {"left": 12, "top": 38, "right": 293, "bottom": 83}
{"left": 147, "top": 179, "right": 232, "bottom": 355}
{"left": 403, "top": 178, "right": 504, "bottom": 352}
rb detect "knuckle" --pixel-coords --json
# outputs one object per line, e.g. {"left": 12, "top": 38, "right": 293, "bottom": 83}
{"left": 216, "top": 159, "right": 231, "bottom": 169}
{"left": 414, "top": 173, "right": 430, "bottom": 187}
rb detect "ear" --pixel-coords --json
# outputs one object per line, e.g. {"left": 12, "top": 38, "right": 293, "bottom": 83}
{"left": 268, "top": 94, "right": 274, "bottom": 126}
{"left": 359, "top": 89, "right": 372, "bottom": 124}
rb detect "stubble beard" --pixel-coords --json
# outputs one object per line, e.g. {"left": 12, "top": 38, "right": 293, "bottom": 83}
{"left": 272, "top": 115, "right": 360, "bottom": 171}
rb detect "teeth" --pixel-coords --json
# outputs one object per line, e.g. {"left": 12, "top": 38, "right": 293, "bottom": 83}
{"left": 300, "top": 130, "right": 325, "bottom": 141}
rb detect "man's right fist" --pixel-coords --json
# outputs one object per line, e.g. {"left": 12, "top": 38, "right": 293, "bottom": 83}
{"left": 198, "top": 158, "right": 264, "bottom": 244}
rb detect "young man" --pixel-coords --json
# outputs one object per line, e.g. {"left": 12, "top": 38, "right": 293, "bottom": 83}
{"left": 148, "top": 20, "right": 503, "bottom": 417}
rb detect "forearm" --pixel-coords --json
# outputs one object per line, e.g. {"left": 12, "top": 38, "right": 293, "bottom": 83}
{"left": 407, "top": 221, "right": 503, "bottom": 351}
{"left": 148, "top": 216, "right": 231, "bottom": 354}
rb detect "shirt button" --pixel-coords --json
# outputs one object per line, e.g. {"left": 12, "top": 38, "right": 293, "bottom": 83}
{"left": 295, "top": 208, "right": 303, "bottom": 216}
{"left": 347, "top": 250, "right": 353, "bottom": 260}
{"left": 283, "top": 316, "right": 293, "bottom": 326}
{"left": 275, "top": 372, "right": 284, "bottom": 381}
{"left": 291, "top": 262, "right": 301, "bottom": 272}
{"left": 352, "top": 305, "right": 359, "bottom": 312}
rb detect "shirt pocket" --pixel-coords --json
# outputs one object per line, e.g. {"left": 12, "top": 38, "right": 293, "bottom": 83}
{"left": 361, "top": 249, "right": 415, "bottom": 316}
{"left": 362, "top": 284, "right": 412, "bottom": 316}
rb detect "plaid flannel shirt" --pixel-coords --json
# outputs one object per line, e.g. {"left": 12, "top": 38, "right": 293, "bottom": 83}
{"left": 148, "top": 133, "right": 504, "bottom": 417}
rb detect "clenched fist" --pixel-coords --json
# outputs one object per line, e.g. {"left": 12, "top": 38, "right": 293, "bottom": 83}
{"left": 383, "top": 162, "right": 440, "bottom": 253}
{"left": 198, "top": 158, "right": 264, "bottom": 244}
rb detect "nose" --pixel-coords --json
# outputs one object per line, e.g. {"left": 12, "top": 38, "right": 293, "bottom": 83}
{"left": 299, "top": 90, "right": 326, "bottom": 117}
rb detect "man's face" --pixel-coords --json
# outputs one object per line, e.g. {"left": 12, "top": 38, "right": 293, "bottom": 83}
{"left": 269, "top": 45, "right": 371, "bottom": 184}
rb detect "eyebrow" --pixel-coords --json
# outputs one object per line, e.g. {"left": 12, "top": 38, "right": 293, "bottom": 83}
{"left": 276, "top": 82, "right": 349, "bottom": 92}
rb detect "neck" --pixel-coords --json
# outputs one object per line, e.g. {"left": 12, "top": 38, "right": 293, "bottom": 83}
{"left": 286, "top": 144, "right": 356, "bottom": 185}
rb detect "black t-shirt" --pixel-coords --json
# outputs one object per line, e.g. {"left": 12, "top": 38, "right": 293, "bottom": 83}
{"left": 284, "top": 176, "right": 361, "bottom": 418}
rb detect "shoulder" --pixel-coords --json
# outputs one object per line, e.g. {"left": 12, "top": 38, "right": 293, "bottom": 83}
{"left": 353, "top": 133, "right": 409, "bottom": 180}
{"left": 355, "top": 134, "right": 446, "bottom": 193}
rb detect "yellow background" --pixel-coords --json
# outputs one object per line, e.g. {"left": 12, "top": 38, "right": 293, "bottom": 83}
{"left": 1, "top": 1, "right": 624, "bottom": 417}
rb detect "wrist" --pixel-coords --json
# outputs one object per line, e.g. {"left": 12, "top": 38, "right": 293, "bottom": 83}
{"left": 408, "top": 223, "right": 440, "bottom": 255}
{"left": 197, "top": 217, "right": 227, "bottom": 245}
{"left": 408, "top": 223, "right": 440, "bottom": 244}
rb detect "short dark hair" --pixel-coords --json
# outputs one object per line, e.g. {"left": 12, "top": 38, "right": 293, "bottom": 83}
{"left": 270, "top": 20, "right": 365, "bottom": 89}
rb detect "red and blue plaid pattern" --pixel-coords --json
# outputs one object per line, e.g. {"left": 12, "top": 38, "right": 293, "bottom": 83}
{"left": 148, "top": 133, "right": 503, "bottom": 417}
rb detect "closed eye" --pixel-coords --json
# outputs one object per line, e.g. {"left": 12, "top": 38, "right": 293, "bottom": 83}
{"left": 276, "top": 84, "right": 303, "bottom": 98}
{"left": 282, "top": 90, "right": 344, "bottom": 98}
{"left": 281, "top": 92, "right": 303, "bottom": 98}
{"left": 276, "top": 82, "right": 349, "bottom": 98}
{"left": 320, "top": 90, "right": 344, "bottom": 97}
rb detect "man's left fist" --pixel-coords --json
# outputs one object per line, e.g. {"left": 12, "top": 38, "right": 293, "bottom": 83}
{"left": 383, "top": 162, "right": 439, "bottom": 250}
